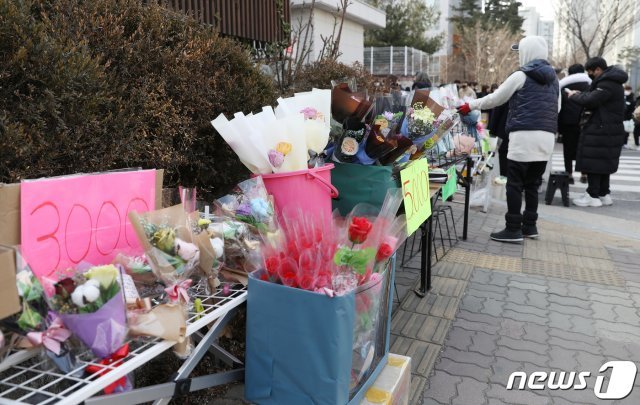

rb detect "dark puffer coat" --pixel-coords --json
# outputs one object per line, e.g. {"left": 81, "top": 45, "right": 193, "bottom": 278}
{"left": 572, "top": 67, "right": 628, "bottom": 174}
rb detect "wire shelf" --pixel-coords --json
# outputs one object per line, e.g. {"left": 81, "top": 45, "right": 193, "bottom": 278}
{"left": 0, "top": 285, "right": 247, "bottom": 405}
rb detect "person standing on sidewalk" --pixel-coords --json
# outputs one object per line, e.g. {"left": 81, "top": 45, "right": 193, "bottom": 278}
{"left": 558, "top": 64, "right": 591, "bottom": 184}
{"left": 457, "top": 36, "right": 559, "bottom": 243}
{"left": 568, "top": 57, "right": 628, "bottom": 207}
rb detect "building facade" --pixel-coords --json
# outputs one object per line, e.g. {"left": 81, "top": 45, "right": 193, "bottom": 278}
{"left": 290, "top": 0, "right": 385, "bottom": 65}
{"left": 519, "top": 6, "right": 554, "bottom": 54}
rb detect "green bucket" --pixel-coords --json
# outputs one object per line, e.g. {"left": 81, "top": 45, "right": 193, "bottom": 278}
{"left": 331, "top": 162, "right": 400, "bottom": 215}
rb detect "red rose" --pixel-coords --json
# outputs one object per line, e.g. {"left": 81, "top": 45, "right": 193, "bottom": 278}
{"left": 298, "top": 274, "right": 315, "bottom": 290}
{"left": 278, "top": 258, "right": 298, "bottom": 287}
{"left": 265, "top": 256, "right": 280, "bottom": 276}
{"left": 260, "top": 272, "right": 270, "bottom": 281}
{"left": 287, "top": 240, "right": 300, "bottom": 261}
{"left": 376, "top": 242, "right": 394, "bottom": 262}
{"left": 348, "top": 217, "right": 372, "bottom": 244}
{"left": 55, "top": 277, "right": 76, "bottom": 297}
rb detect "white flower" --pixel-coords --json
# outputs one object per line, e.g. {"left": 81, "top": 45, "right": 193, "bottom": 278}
{"left": 85, "top": 279, "right": 101, "bottom": 289}
{"left": 210, "top": 237, "right": 224, "bottom": 258}
{"left": 175, "top": 238, "right": 199, "bottom": 261}
{"left": 71, "top": 287, "right": 87, "bottom": 308}
{"left": 82, "top": 283, "right": 100, "bottom": 303}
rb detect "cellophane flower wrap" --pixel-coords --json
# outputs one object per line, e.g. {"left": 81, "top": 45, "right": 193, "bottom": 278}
{"left": 275, "top": 89, "right": 332, "bottom": 158}
{"left": 0, "top": 252, "right": 76, "bottom": 372}
{"left": 406, "top": 102, "right": 436, "bottom": 142}
{"left": 51, "top": 264, "right": 126, "bottom": 359}
{"left": 129, "top": 204, "right": 216, "bottom": 300}
{"left": 259, "top": 208, "right": 336, "bottom": 294}
{"left": 209, "top": 177, "right": 281, "bottom": 285}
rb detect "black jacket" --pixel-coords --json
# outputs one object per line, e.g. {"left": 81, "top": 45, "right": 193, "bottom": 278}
{"left": 559, "top": 79, "right": 591, "bottom": 126}
{"left": 487, "top": 102, "right": 510, "bottom": 140}
{"left": 572, "top": 67, "right": 628, "bottom": 174}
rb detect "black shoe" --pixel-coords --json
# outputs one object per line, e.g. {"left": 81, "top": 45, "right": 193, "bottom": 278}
{"left": 522, "top": 224, "right": 539, "bottom": 238}
{"left": 568, "top": 177, "right": 574, "bottom": 185}
{"left": 490, "top": 228, "right": 524, "bottom": 243}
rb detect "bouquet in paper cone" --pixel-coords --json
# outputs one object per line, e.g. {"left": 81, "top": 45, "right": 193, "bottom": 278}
{"left": 51, "top": 264, "right": 126, "bottom": 359}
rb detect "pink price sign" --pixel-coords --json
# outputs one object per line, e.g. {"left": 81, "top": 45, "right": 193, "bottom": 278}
{"left": 20, "top": 170, "right": 157, "bottom": 279}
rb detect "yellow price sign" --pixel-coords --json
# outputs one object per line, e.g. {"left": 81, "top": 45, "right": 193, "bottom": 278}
{"left": 400, "top": 159, "right": 432, "bottom": 235}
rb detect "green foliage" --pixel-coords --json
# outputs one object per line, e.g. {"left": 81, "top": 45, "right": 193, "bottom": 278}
{"left": 293, "top": 60, "right": 376, "bottom": 94}
{"left": 0, "top": 0, "right": 278, "bottom": 198}
{"left": 451, "top": 0, "right": 524, "bottom": 34}
{"left": 334, "top": 247, "right": 376, "bottom": 275}
{"left": 364, "top": 0, "right": 443, "bottom": 54}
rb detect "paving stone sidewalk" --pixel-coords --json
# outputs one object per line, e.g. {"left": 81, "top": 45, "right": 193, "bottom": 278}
{"left": 391, "top": 203, "right": 640, "bottom": 405}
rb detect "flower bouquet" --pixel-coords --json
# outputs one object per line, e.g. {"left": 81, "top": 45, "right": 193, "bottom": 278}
{"left": 405, "top": 102, "right": 437, "bottom": 143}
{"left": 259, "top": 208, "right": 335, "bottom": 294}
{"left": 275, "top": 89, "right": 332, "bottom": 159}
{"left": 51, "top": 264, "right": 126, "bottom": 359}
{"left": 0, "top": 252, "right": 76, "bottom": 372}
{"left": 212, "top": 107, "right": 309, "bottom": 174}
{"left": 332, "top": 117, "right": 367, "bottom": 163}
{"left": 331, "top": 82, "right": 373, "bottom": 124}
{"left": 129, "top": 204, "right": 217, "bottom": 299}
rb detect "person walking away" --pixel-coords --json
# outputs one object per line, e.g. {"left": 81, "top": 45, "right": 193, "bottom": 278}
{"left": 622, "top": 84, "right": 636, "bottom": 149}
{"left": 457, "top": 36, "right": 560, "bottom": 243}
{"left": 568, "top": 57, "right": 628, "bottom": 207}
{"left": 558, "top": 64, "right": 591, "bottom": 184}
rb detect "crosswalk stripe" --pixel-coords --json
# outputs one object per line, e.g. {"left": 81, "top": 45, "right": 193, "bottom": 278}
{"left": 551, "top": 166, "right": 640, "bottom": 176}
{"left": 563, "top": 182, "right": 640, "bottom": 193}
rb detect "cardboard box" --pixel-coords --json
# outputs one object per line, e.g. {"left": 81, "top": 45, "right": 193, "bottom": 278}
{"left": 0, "top": 170, "right": 164, "bottom": 246}
{"left": 0, "top": 183, "right": 20, "bottom": 246}
{"left": 0, "top": 245, "right": 20, "bottom": 319}
{"left": 361, "top": 353, "right": 411, "bottom": 405}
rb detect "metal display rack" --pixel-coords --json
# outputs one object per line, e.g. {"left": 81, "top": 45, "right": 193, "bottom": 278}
{"left": 0, "top": 284, "right": 247, "bottom": 405}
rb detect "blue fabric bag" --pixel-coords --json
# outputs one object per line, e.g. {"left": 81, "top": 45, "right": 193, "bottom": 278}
{"left": 245, "top": 258, "right": 395, "bottom": 404}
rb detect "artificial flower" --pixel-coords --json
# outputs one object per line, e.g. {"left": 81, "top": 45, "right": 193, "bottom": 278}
{"left": 175, "top": 238, "right": 199, "bottom": 261}
{"left": 250, "top": 198, "right": 271, "bottom": 221}
{"left": 70, "top": 279, "right": 101, "bottom": 308}
{"left": 348, "top": 217, "right": 373, "bottom": 244}
{"left": 210, "top": 237, "right": 224, "bottom": 259}
{"left": 85, "top": 265, "right": 119, "bottom": 289}
{"left": 300, "top": 107, "right": 324, "bottom": 121}
{"left": 268, "top": 150, "right": 285, "bottom": 168}
{"left": 374, "top": 117, "right": 389, "bottom": 130}
{"left": 55, "top": 278, "right": 76, "bottom": 297}
{"left": 276, "top": 142, "right": 292, "bottom": 155}
{"left": 265, "top": 256, "right": 280, "bottom": 277}
{"left": 198, "top": 218, "right": 211, "bottom": 228}
{"left": 376, "top": 242, "right": 394, "bottom": 262}
{"left": 151, "top": 227, "right": 176, "bottom": 254}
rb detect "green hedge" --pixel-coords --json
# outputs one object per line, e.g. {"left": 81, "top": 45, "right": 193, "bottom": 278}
{"left": 0, "top": 0, "right": 277, "bottom": 197}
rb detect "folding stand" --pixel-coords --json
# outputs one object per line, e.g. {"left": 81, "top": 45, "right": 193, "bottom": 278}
{"left": 86, "top": 305, "right": 245, "bottom": 405}
{"left": 0, "top": 286, "right": 247, "bottom": 405}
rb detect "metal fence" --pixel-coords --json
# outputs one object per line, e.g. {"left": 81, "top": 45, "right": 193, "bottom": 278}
{"left": 364, "top": 46, "right": 441, "bottom": 84}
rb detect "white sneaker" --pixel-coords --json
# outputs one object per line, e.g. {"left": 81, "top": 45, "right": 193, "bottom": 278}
{"left": 572, "top": 192, "right": 603, "bottom": 207}
{"left": 599, "top": 194, "right": 613, "bottom": 206}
